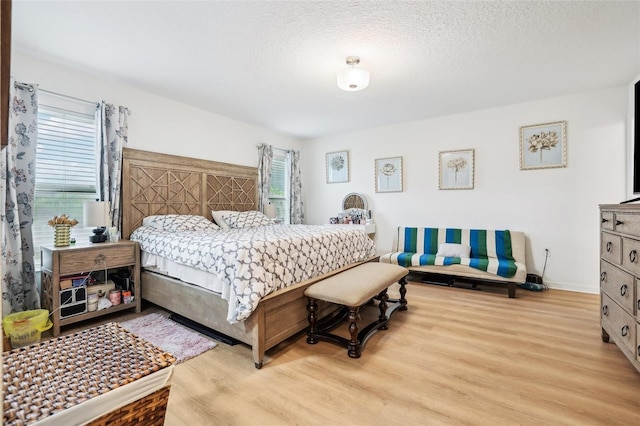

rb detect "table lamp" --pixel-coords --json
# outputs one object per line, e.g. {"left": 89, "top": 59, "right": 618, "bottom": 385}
{"left": 83, "top": 201, "right": 110, "bottom": 243}
{"left": 264, "top": 203, "right": 277, "bottom": 220}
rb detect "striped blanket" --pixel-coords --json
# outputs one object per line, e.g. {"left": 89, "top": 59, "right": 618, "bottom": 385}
{"left": 380, "top": 227, "right": 518, "bottom": 278}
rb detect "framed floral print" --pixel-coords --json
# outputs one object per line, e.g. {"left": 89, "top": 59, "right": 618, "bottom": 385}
{"left": 375, "top": 156, "right": 403, "bottom": 192}
{"left": 326, "top": 150, "right": 349, "bottom": 183}
{"left": 519, "top": 121, "right": 567, "bottom": 170}
{"left": 439, "top": 149, "right": 474, "bottom": 190}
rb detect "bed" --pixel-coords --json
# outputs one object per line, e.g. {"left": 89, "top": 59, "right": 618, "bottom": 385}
{"left": 121, "top": 148, "right": 376, "bottom": 368}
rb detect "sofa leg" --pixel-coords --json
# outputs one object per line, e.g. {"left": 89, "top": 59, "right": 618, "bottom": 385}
{"left": 508, "top": 282, "right": 516, "bottom": 298}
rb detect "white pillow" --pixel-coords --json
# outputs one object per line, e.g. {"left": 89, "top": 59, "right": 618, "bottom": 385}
{"left": 142, "top": 215, "right": 220, "bottom": 232}
{"left": 221, "top": 210, "right": 272, "bottom": 229}
{"left": 211, "top": 210, "right": 236, "bottom": 230}
{"left": 436, "top": 243, "right": 471, "bottom": 258}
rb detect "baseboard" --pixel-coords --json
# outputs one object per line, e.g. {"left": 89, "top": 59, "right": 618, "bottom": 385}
{"left": 541, "top": 281, "right": 599, "bottom": 294}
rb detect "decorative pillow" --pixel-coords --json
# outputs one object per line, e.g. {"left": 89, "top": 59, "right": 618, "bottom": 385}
{"left": 435, "top": 243, "right": 471, "bottom": 258}
{"left": 220, "top": 210, "right": 272, "bottom": 229}
{"left": 211, "top": 210, "right": 236, "bottom": 230}
{"left": 142, "top": 215, "right": 220, "bottom": 232}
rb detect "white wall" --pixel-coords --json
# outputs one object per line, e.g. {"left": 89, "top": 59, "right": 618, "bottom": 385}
{"left": 302, "top": 87, "right": 628, "bottom": 294}
{"left": 11, "top": 51, "right": 302, "bottom": 166}
{"left": 14, "top": 50, "right": 627, "bottom": 293}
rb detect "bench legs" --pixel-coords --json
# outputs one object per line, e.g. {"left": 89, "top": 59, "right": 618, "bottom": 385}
{"left": 307, "top": 288, "right": 395, "bottom": 359}
{"left": 347, "top": 308, "right": 361, "bottom": 358}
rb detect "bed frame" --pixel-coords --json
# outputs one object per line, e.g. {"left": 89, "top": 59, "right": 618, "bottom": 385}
{"left": 121, "top": 148, "right": 353, "bottom": 368}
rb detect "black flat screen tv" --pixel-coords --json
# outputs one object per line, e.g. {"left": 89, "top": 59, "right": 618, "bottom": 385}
{"left": 624, "top": 75, "right": 640, "bottom": 203}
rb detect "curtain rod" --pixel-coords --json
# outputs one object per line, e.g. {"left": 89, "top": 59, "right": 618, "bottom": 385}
{"left": 256, "top": 144, "right": 292, "bottom": 154}
{"left": 39, "top": 88, "right": 97, "bottom": 107}
{"left": 14, "top": 81, "right": 35, "bottom": 92}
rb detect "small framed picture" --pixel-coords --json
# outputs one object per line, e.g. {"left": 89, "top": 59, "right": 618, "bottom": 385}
{"left": 326, "top": 150, "right": 349, "bottom": 183}
{"left": 519, "top": 121, "right": 567, "bottom": 170}
{"left": 375, "top": 156, "right": 403, "bottom": 192}
{"left": 439, "top": 149, "right": 474, "bottom": 190}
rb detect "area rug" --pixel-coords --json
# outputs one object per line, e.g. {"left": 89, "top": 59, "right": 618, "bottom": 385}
{"left": 119, "top": 313, "right": 217, "bottom": 363}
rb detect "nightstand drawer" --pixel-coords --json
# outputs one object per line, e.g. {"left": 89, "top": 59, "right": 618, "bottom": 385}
{"left": 59, "top": 244, "right": 136, "bottom": 275}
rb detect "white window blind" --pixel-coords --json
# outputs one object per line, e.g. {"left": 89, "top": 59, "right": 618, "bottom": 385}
{"left": 268, "top": 152, "right": 289, "bottom": 223}
{"left": 33, "top": 95, "right": 98, "bottom": 266}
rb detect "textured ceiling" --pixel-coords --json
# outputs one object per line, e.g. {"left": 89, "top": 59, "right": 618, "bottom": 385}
{"left": 11, "top": 1, "right": 640, "bottom": 139}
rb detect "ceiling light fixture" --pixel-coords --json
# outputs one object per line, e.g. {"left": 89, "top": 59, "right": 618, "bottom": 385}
{"left": 337, "top": 56, "right": 370, "bottom": 92}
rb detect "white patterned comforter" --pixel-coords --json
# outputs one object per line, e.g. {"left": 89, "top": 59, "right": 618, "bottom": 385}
{"left": 130, "top": 224, "right": 376, "bottom": 323}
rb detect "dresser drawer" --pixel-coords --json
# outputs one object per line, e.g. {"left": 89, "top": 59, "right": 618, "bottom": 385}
{"left": 601, "top": 211, "right": 615, "bottom": 231}
{"left": 637, "top": 320, "right": 640, "bottom": 363}
{"left": 622, "top": 237, "right": 640, "bottom": 276}
{"left": 58, "top": 244, "right": 136, "bottom": 276}
{"left": 600, "top": 260, "right": 635, "bottom": 313}
{"left": 614, "top": 212, "right": 640, "bottom": 237}
{"left": 637, "top": 279, "right": 640, "bottom": 316}
{"left": 601, "top": 232, "right": 621, "bottom": 265}
{"left": 601, "top": 293, "right": 636, "bottom": 355}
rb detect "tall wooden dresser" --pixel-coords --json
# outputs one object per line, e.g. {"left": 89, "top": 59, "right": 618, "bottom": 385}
{"left": 599, "top": 204, "right": 640, "bottom": 372}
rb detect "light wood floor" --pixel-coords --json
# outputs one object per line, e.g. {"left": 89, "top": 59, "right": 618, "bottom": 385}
{"left": 68, "top": 281, "right": 640, "bottom": 425}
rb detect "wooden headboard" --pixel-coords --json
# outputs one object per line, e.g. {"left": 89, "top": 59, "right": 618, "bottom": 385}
{"left": 121, "top": 148, "right": 258, "bottom": 238}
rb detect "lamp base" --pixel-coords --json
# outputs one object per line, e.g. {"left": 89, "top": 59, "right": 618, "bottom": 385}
{"left": 90, "top": 228, "right": 108, "bottom": 243}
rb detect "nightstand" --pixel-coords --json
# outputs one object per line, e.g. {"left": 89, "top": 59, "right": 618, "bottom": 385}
{"left": 40, "top": 241, "right": 141, "bottom": 336}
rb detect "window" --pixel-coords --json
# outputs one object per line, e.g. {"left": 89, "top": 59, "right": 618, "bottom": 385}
{"left": 33, "top": 93, "right": 98, "bottom": 266}
{"left": 268, "top": 151, "right": 290, "bottom": 223}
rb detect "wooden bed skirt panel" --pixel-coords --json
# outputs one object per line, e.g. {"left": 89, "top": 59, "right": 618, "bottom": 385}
{"left": 140, "top": 271, "right": 256, "bottom": 346}
{"left": 141, "top": 270, "right": 338, "bottom": 365}
{"left": 122, "top": 148, "right": 258, "bottom": 239}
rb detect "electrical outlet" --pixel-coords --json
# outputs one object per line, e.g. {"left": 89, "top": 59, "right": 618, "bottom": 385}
{"left": 544, "top": 248, "right": 550, "bottom": 258}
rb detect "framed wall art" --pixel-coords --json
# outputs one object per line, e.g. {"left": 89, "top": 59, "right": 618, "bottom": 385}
{"left": 375, "top": 156, "right": 403, "bottom": 192}
{"left": 519, "top": 121, "right": 567, "bottom": 170}
{"left": 439, "top": 149, "right": 474, "bottom": 190}
{"left": 326, "top": 150, "right": 349, "bottom": 183}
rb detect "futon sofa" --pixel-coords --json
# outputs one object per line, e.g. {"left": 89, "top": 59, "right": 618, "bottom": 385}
{"left": 379, "top": 227, "right": 527, "bottom": 297}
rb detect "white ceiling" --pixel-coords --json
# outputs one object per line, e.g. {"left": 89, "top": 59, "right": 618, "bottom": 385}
{"left": 11, "top": 1, "right": 640, "bottom": 139}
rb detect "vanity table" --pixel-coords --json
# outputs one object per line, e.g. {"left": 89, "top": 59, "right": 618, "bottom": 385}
{"left": 332, "top": 193, "right": 376, "bottom": 237}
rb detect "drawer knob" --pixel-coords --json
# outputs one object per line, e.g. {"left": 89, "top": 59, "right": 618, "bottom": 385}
{"left": 601, "top": 218, "right": 609, "bottom": 224}
{"left": 606, "top": 242, "right": 612, "bottom": 252}
{"left": 630, "top": 250, "right": 638, "bottom": 263}
{"left": 620, "top": 284, "right": 628, "bottom": 297}
{"left": 95, "top": 254, "right": 106, "bottom": 264}
{"left": 616, "top": 220, "right": 624, "bottom": 226}
{"left": 602, "top": 305, "right": 608, "bottom": 316}
{"left": 621, "top": 325, "right": 629, "bottom": 337}
{"left": 600, "top": 272, "right": 607, "bottom": 282}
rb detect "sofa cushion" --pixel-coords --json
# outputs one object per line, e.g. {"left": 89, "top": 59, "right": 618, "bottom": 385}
{"left": 386, "top": 227, "right": 520, "bottom": 278}
{"left": 398, "top": 228, "right": 515, "bottom": 261}
{"left": 436, "top": 243, "right": 471, "bottom": 258}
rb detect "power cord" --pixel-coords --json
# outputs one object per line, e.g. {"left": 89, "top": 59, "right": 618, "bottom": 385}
{"left": 541, "top": 249, "right": 549, "bottom": 290}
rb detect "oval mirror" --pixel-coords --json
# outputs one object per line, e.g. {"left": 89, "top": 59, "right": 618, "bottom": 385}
{"left": 342, "top": 193, "right": 367, "bottom": 212}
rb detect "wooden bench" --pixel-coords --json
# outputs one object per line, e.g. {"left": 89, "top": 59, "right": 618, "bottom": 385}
{"left": 304, "top": 263, "right": 409, "bottom": 358}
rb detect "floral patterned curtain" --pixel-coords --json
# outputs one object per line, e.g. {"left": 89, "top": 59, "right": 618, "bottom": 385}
{"left": 257, "top": 144, "right": 273, "bottom": 212}
{"left": 288, "top": 150, "right": 305, "bottom": 224}
{"left": 1, "top": 80, "right": 40, "bottom": 315}
{"left": 97, "top": 102, "right": 129, "bottom": 229}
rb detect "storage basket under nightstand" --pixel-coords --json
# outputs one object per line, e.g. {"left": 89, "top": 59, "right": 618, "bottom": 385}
{"left": 3, "top": 322, "right": 175, "bottom": 425}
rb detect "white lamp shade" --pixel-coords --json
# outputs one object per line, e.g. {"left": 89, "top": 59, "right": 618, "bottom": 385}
{"left": 337, "top": 67, "right": 370, "bottom": 91}
{"left": 83, "top": 201, "right": 111, "bottom": 227}
{"left": 264, "top": 204, "right": 277, "bottom": 219}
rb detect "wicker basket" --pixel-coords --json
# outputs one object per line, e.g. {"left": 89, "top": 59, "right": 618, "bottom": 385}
{"left": 2, "top": 322, "right": 176, "bottom": 425}
{"left": 88, "top": 386, "right": 171, "bottom": 426}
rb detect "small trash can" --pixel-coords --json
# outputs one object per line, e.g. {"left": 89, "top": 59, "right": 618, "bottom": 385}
{"left": 2, "top": 309, "right": 52, "bottom": 348}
